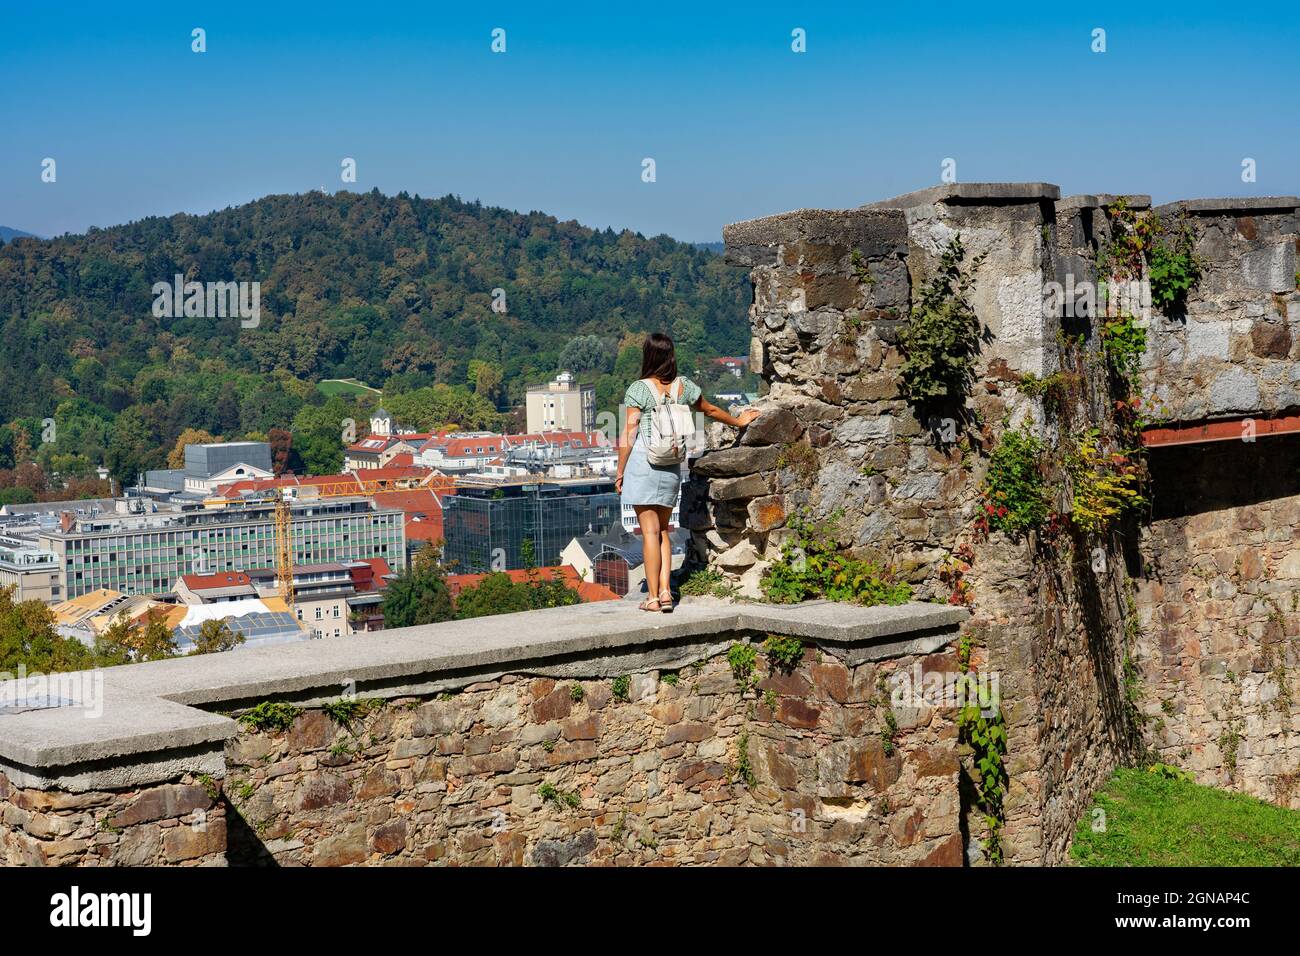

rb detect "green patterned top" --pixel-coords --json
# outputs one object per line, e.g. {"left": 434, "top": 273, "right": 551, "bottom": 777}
{"left": 624, "top": 377, "right": 702, "bottom": 439}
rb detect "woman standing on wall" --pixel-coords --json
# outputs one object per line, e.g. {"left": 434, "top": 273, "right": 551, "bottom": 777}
{"left": 615, "top": 332, "right": 759, "bottom": 612}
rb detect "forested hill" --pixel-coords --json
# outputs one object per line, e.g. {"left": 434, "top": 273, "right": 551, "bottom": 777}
{"left": 0, "top": 190, "right": 750, "bottom": 486}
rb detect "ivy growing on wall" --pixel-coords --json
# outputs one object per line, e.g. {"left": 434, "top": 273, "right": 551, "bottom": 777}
{"left": 898, "top": 236, "right": 985, "bottom": 411}
{"left": 979, "top": 424, "right": 1050, "bottom": 536}
{"left": 1099, "top": 197, "right": 1204, "bottom": 315}
{"left": 956, "top": 631, "right": 1007, "bottom": 864}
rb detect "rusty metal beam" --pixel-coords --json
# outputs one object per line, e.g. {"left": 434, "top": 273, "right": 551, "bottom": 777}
{"left": 1142, "top": 413, "right": 1300, "bottom": 447}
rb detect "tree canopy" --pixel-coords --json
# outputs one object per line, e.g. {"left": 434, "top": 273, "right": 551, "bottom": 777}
{"left": 0, "top": 190, "right": 749, "bottom": 484}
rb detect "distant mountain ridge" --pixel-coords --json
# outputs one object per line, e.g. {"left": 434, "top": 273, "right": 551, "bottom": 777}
{"left": 0, "top": 226, "right": 40, "bottom": 244}
{"left": 0, "top": 190, "right": 751, "bottom": 481}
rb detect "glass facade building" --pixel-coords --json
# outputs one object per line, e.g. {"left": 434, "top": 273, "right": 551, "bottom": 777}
{"left": 442, "top": 479, "right": 619, "bottom": 573}
{"left": 40, "top": 498, "right": 405, "bottom": 599}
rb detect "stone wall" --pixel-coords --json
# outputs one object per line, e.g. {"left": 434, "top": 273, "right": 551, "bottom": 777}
{"left": 1139, "top": 199, "right": 1300, "bottom": 422}
{"left": 703, "top": 183, "right": 1300, "bottom": 864}
{"left": 221, "top": 644, "right": 963, "bottom": 866}
{"left": 0, "top": 773, "right": 225, "bottom": 866}
{"left": 0, "top": 600, "right": 972, "bottom": 866}
{"left": 1135, "top": 434, "right": 1300, "bottom": 804}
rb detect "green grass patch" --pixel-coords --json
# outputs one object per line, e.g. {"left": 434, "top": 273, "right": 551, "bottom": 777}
{"left": 317, "top": 378, "right": 380, "bottom": 398}
{"left": 1071, "top": 767, "right": 1300, "bottom": 866}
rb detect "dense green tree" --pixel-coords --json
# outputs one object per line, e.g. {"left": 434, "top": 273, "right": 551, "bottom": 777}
{"left": 0, "top": 586, "right": 95, "bottom": 673}
{"left": 92, "top": 608, "right": 178, "bottom": 665}
{"left": 382, "top": 545, "right": 456, "bottom": 628}
{"left": 190, "top": 619, "right": 245, "bottom": 655}
{"left": 385, "top": 384, "right": 502, "bottom": 432}
{"left": 559, "top": 335, "right": 613, "bottom": 374}
{"left": 453, "top": 573, "right": 533, "bottom": 619}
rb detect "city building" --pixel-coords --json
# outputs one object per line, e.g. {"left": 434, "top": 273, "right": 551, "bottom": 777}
{"left": 171, "top": 597, "right": 310, "bottom": 651}
{"left": 560, "top": 526, "right": 646, "bottom": 597}
{"left": 39, "top": 496, "right": 405, "bottom": 599}
{"left": 525, "top": 371, "right": 595, "bottom": 434}
{"left": 413, "top": 432, "right": 507, "bottom": 473}
{"left": 441, "top": 477, "right": 618, "bottom": 573}
{"left": 0, "top": 534, "right": 62, "bottom": 602}
{"left": 175, "top": 559, "right": 392, "bottom": 638}
{"left": 710, "top": 356, "right": 748, "bottom": 378}
{"left": 342, "top": 434, "right": 421, "bottom": 471}
{"left": 142, "top": 442, "right": 275, "bottom": 497}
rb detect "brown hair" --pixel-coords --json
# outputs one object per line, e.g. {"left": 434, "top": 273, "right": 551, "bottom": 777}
{"left": 639, "top": 332, "right": 677, "bottom": 383}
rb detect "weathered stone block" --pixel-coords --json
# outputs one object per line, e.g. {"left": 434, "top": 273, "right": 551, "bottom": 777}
{"left": 709, "top": 474, "right": 769, "bottom": 500}
{"left": 691, "top": 445, "right": 782, "bottom": 478}
{"left": 747, "top": 495, "right": 787, "bottom": 532}
{"left": 112, "top": 784, "right": 210, "bottom": 828}
{"left": 740, "top": 408, "right": 804, "bottom": 446}
{"left": 162, "top": 817, "right": 226, "bottom": 863}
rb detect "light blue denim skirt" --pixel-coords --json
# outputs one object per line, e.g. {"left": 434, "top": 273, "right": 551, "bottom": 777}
{"left": 621, "top": 438, "right": 683, "bottom": 508}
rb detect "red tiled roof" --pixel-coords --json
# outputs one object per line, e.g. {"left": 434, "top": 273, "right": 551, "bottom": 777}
{"left": 404, "top": 516, "right": 444, "bottom": 543}
{"left": 425, "top": 437, "right": 506, "bottom": 458}
{"left": 345, "top": 558, "right": 392, "bottom": 593}
{"left": 181, "top": 571, "right": 252, "bottom": 590}
{"left": 357, "top": 465, "right": 436, "bottom": 483}
{"left": 504, "top": 430, "right": 608, "bottom": 449}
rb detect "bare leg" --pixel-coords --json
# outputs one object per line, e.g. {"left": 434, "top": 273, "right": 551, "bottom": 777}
{"left": 635, "top": 505, "right": 662, "bottom": 608}
{"left": 655, "top": 505, "right": 673, "bottom": 598}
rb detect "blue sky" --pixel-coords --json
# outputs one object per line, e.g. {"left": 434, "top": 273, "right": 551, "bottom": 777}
{"left": 2, "top": 1, "right": 1297, "bottom": 242}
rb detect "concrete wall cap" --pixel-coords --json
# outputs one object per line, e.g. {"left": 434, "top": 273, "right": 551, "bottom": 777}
{"left": 0, "top": 599, "right": 967, "bottom": 772}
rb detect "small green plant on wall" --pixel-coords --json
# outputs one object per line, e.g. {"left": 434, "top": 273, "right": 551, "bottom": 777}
{"left": 1100, "top": 198, "right": 1203, "bottom": 314}
{"left": 980, "top": 424, "right": 1050, "bottom": 536}
{"left": 761, "top": 511, "right": 912, "bottom": 606}
{"left": 238, "top": 701, "right": 301, "bottom": 733}
{"left": 611, "top": 675, "right": 630, "bottom": 702}
{"left": 1100, "top": 312, "right": 1147, "bottom": 385}
{"left": 898, "top": 235, "right": 985, "bottom": 410}
{"left": 1064, "top": 429, "right": 1145, "bottom": 534}
{"left": 727, "top": 642, "right": 757, "bottom": 692}
{"left": 762, "top": 635, "right": 804, "bottom": 675}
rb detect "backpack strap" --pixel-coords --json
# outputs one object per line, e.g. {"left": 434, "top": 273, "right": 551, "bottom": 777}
{"left": 670, "top": 378, "right": 683, "bottom": 401}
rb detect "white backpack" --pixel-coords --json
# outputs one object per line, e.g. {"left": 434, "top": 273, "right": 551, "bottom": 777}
{"left": 642, "top": 378, "right": 695, "bottom": 465}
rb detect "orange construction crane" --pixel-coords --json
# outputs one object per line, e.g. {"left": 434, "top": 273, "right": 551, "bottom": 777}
{"left": 202, "top": 472, "right": 448, "bottom": 608}
{"left": 274, "top": 491, "right": 293, "bottom": 608}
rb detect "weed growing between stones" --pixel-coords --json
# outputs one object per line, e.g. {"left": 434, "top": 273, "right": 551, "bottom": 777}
{"left": 762, "top": 635, "right": 804, "bottom": 674}
{"left": 1098, "top": 197, "right": 1204, "bottom": 316}
{"left": 956, "top": 630, "right": 1008, "bottom": 864}
{"left": 761, "top": 511, "right": 912, "bottom": 606}
{"left": 238, "top": 701, "right": 302, "bottom": 733}
{"left": 537, "top": 782, "right": 580, "bottom": 809}
{"left": 321, "top": 697, "right": 382, "bottom": 726}
{"left": 727, "top": 642, "right": 757, "bottom": 692}
{"left": 898, "top": 234, "right": 986, "bottom": 415}
{"left": 774, "top": 440, "right": 818, "bottom": 481}
{"left": 611, "top": 675, "right": 630, "bottom": 702}
{"left": 979, "top": 425, "right": 1050, "bottom": 536}
{"left": 1063, "top": 430, "right": 1146, "bottom": 535}
{"left": 679, "top": 568, "right": 737, "bottom": 598}
{"left": 731, "top": 731, "right": 756, "bottom": 787}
